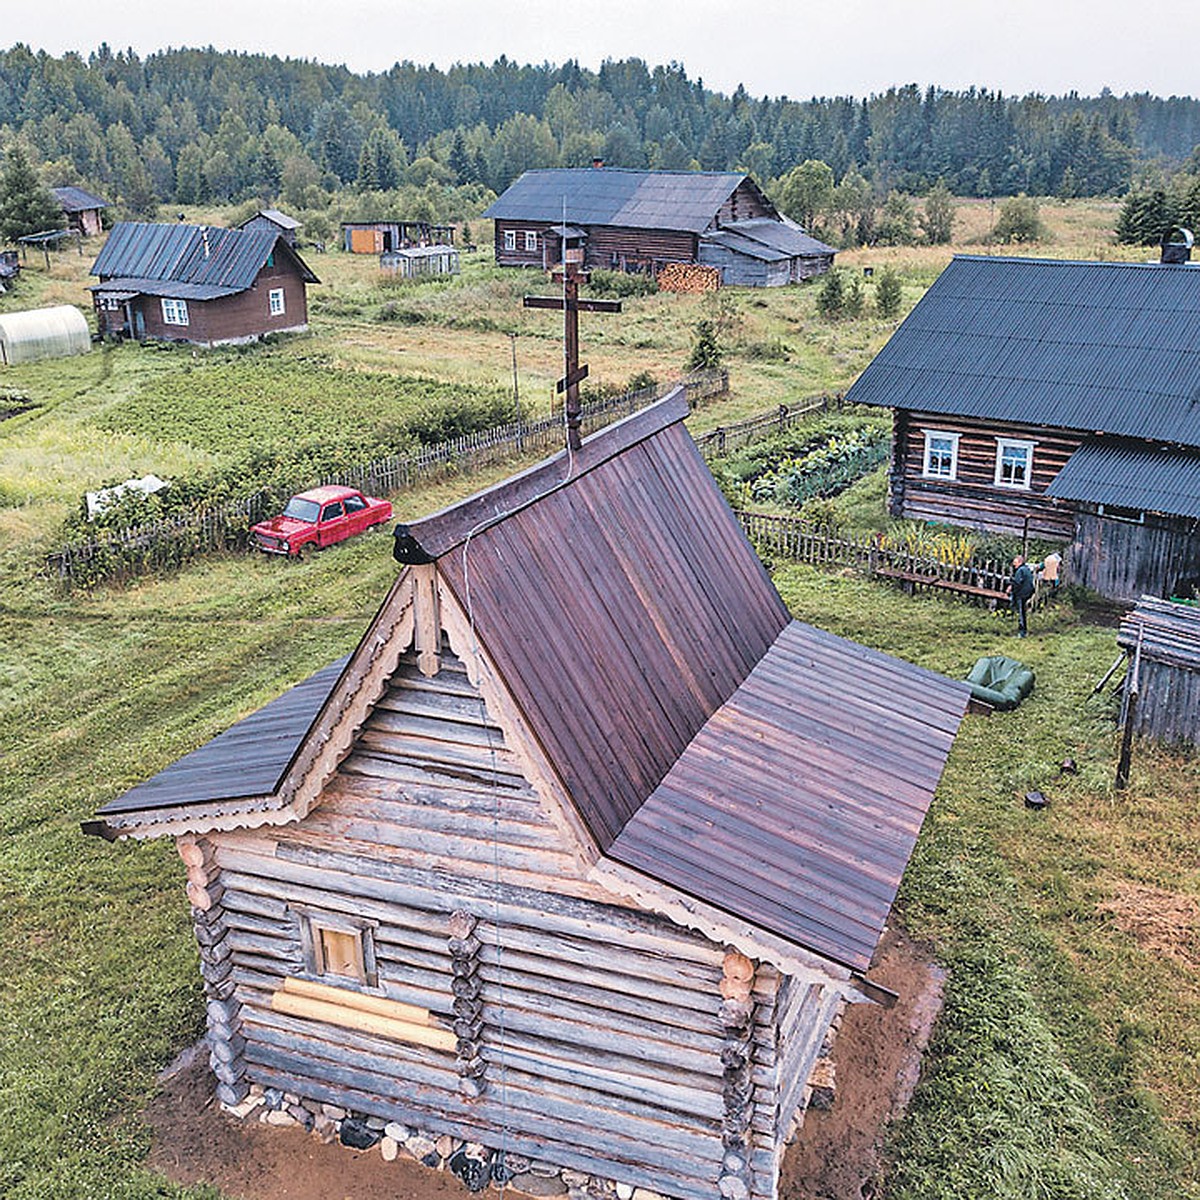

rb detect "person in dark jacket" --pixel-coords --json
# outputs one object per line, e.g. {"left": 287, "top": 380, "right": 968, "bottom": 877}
{"left": 1010, "top": 555, "right": 1036, "bottom": 637}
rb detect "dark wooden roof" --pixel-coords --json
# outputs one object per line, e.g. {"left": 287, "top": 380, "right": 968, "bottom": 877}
{"left": 98, "top": 658, "right": 348, "bottom": 815}
{"left": 53, "top": 185, "right": 108, "bottom": 212}
{"left": 90, "top": 222, "right": 319, "bottom": 299}
{"left": 1046, "top": 437, "right": 1200, "bottom": 518}
{"left": 845, "top": 255, "right": 1200, "bottom": 447}
{"left": 422, "top": 393, "right": 790, "bottom": 847}
{"left": 483, "top": 168, "right": 773, "bottom": 234}
{"left": 702, "top": 218, "right": 835, "bottom": 261}
{"left": 609, "top": 621, "right": 969, "bottom": 972}
{"left": 92, "top": 392, "right": 968, "bottom": 971}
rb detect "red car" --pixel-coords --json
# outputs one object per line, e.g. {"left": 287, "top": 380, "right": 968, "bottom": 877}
{"left": 251, "top": 485, "right": 393, "bottom": 558}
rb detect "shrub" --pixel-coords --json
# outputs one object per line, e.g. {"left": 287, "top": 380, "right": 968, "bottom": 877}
{"left": 816, "top": 269, "right": 845, "bottom": 319}
{"left": 993, "top": 194, "right": 1044, "bottom": 243}
{"left": 686, "top": 319, "right": 722, "bottom": 370}
{"left": 587, "top": 269, "right": 658, "bottom": 299}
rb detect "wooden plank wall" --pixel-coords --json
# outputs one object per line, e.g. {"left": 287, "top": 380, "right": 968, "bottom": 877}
{"left": 205, "top": 651, "right": 795, "bottom": 1200}
{"left": 714, "top": 183, "right": 775, "bottom": 225}
{"left": 893, "top": 412, "right": 1079, "bottom": 540}
{"left": 1071, "top": 511, "right": 1200, "bottom": 603}
{"left": 584, "top": 226, "right": 697, "bottom": 272}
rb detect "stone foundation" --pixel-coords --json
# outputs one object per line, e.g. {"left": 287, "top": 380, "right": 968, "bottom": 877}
{"left": 222, "top": 1084, "right": 667, "bottom": 1200}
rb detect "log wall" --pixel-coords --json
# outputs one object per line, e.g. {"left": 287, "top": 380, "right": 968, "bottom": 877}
{"left": 890, "top": 411, "right": 1079, "bottom": 540}
{"left": 199, "top": 650, "right": 840, "bottom": 1200}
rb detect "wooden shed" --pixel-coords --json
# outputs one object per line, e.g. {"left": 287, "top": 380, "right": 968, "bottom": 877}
{"left": 1117, "top": 597, "right": 1200, "bottom": 746}
{"left": 86, "top": 392, "right": 968, "bottom": 1200}
{"left": 380, "top": 244, "right": 459, "bottom": 277}
{"left": 236, "top": 209, "right": 302, "bottom": 248}
{"left": 342, "top": 221, "right": 456, "bottom": 254}
{"left": 52, "top": 185, "right": 108, "bottom": 237}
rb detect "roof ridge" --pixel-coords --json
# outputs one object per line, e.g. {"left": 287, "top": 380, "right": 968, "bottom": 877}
{"left": 952, "top": 253, "right": 1200, "bottom": 271}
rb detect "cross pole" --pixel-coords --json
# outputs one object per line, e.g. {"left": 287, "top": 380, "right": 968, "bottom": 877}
{"left": 524, "top": 258, "right": 621, "bottom": 451}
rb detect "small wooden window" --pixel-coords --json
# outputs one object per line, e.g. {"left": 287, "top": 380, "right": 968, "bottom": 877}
{"left": 295, "top": 908, "right": 379, "bottom": 988}
{"left": 524, "top": 231, "right": 538, "bottom": 251}
{"left": 161, "top": 298, "right": 189, "bottom": 326}
{"left": 503, "top": 229, "right": 517, "bottom": 251}
{"left": 269, "top": 287, "right": 285, "bottom": 316}
{"left": 994, "top": 438, "right": 1035, "bottom": 489}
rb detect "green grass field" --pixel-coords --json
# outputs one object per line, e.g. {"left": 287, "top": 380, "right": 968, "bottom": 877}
{"left": 2, "top": 198, "right": 1198, "bottom": 1198}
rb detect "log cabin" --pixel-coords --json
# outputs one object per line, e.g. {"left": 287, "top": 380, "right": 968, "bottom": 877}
{"left": 85, "top": 391, "right": 968, "bottom": 1200}
{"left": 483, "top": 167, "right": 834, "bottom": 285}
{"left": 89, "top": 221, "right": 319, "bottom": 348}
{"left": 844, "top": 253, "right": 1200, "bottom": 603}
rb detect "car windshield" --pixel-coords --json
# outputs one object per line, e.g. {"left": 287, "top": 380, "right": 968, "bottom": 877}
{"left": 282, "top": 497, "right": 321, "bottom": 523}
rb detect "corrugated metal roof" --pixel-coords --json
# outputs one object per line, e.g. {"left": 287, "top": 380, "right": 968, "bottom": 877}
{"left": 1047, "top": 438, "right": 1200, "bottom": 517}
{"left": 90, "top": 222, "right": 318, "bottom": 293}
{"left": 256, "top": 208, "right": 301, "bottom": 229}
{"left": 845, "top": 255, "right": 1200, "bottom": 446}
{"left": 482, "top": 168, "right": 761, "bottom": 233}
{"left": 718, "top": 217, "right": 835, "bottom": 257}
{"left": 701, "top": 229, "right": 791, "bottom": 262}
{"left": 90, "top": 277, "right": 242, "bottom": 301}
{"left": 610, "top": 620, "right": 969, "bottom": 972}
{"left": 53, "top": 185, "right": 108, "bottom": 211}
{"left": 99, "top": 658, "right": 349, "bottom": 815}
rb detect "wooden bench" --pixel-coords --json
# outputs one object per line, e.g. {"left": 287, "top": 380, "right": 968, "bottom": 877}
{"left": 874, "top": 566, "right": 1009, "bottom": 608}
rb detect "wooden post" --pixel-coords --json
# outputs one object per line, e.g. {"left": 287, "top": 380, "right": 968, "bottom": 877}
{"left": 1116, "top": 626, "right": 1143, "bottom": 790}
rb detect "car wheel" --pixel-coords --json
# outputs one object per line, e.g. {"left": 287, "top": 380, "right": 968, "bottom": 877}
{"left": 294, "top": 543, "right": 311, "bottom": 562}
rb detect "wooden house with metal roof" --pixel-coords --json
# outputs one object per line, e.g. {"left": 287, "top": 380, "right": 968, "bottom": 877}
{"left": 85, "top": 392, "right": 967, "bottom": 1200}
{"left": 53, "top": 185, "right": 108, "bottom": 237}
{"left": 845, "top": 253, "right": 1200, "bottom": 602}
{"left": 89, "top": 221, "right": 319, "bottom": 347}
{"left": 483, "top": 168, "right": 834, "bottom": 285}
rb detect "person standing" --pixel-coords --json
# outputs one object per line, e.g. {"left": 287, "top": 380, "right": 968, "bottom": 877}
{"left": 1010, "top": 555, "right": 1036, "bottom": 637}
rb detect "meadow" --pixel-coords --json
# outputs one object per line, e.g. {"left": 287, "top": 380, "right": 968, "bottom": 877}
{"left": 1, "top": 198, "right": 1197, "bottom": 1199}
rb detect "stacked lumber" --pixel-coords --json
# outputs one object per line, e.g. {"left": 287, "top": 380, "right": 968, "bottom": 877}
{"left": 657, "top": 263, "right": 720, "bottom": 293}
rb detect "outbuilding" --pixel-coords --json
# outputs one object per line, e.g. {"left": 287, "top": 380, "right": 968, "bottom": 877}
{"left": 52, "top": 186, "right": 108, "bottom": 237}
{"left": 236, "top": 209, "right": 303, "bottom": 248}
{"left": 380, "top": 244, "right": 459, "bottom": 277}
{"left": 86, "top": 392, "right": 967, "bottom": 1200}
{"left": 0, "top": 304, "right": 91, "bottom": 365}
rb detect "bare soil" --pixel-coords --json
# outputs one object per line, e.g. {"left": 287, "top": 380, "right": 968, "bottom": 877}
{"left": 146, "top": 925, "right": 943, "bottom": 1200}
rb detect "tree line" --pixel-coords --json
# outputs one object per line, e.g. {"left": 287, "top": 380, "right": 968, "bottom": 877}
{"left": 3, "top": 43, "right": 1200, "bottom": 238}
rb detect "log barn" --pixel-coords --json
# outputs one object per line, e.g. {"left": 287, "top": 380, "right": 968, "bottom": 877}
{"left": 89, "top": 222, "right": 319, "bottom": 348}
{"left": 845, "top": 253, "right": 1200, "bottom": 603}
{"left": 86, "top": 392, "right": 968, "bottom": 1200}
{"left": 52, "top": 185, "right": 108, "bottom": 237}
{"left": 483, "top": 167, "right": 834, "bottom": 285}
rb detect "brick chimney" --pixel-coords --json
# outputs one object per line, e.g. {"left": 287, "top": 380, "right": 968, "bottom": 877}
{"left": 591, "top": 157, "right": 604, "bottom": 169}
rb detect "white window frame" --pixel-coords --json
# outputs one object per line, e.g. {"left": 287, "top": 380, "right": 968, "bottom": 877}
{"left": 922, "top": 429, "right": 960, "bottom": 480}
{"left": 268, "top": 287, "right": 285, "bottom": 317}
{"left": 161, "top": 298, "right": 189, "bottom": 326}
{"left": 503, "top": 229, "right": 517, "bottom": 251}
{"left": 524, "top": 230, "right": 538, "bottom": 252}
{"left": 994, "top": 437, "right": 1036, "bottom": 490}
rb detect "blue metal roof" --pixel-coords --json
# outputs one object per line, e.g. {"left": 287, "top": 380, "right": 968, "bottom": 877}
{"left": 1047, "top": 438, "right": 1200, "bottom": 517}
{"left": 483, "top": 168, "right": 765, "bottom": 233}
{"left": 845, "top": 255, "right": 1200, "bottom": 447}
{"left": 91, "top": 222, "right": 318, "bottom": 295}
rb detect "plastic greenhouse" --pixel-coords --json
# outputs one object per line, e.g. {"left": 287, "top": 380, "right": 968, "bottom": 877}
{"left": 0, "top": 305, "right": 91, "bottom": 365}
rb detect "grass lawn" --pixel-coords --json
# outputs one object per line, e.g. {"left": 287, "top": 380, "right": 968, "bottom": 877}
{"left": 3, "top": 196, "right": 1198, "bottom": 1198}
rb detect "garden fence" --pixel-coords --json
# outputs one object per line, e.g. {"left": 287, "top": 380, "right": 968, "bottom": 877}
{"left": 46, "top": 369, "right": 730, "bottom": 586}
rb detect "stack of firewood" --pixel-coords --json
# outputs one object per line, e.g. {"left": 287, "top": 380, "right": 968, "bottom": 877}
{"left": 658, "top": 263, "right": 720, "bottom": 293}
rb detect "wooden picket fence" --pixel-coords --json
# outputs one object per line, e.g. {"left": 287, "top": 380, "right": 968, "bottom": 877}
{"left": 738, "top": 511, "right": 1025, "bottom": 606}
{"left": 45, "top": 369, "right": 729, "bottom": 587}
{"left": 691, "top": 396, "right": 840, "bottom": 458}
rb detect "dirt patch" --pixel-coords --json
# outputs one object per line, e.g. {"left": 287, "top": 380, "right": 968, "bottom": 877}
{"left": 781, "top": 924, "right": 945, "bottom": 1200}
{"left": 146, "top": 926, "right": 943, "bottom": 1200}
{"left": 1099, "top": 880, "right": 1200, "bottom": 971}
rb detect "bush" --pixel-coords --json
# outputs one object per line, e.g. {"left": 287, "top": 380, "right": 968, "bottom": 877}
{"left": 587, "top": 269, "right": 658, "bottom": 299}
{"left": 816, "top": 269, "right": 845, "bottom": 319}
{"left": 686, "top": 319, "right": 722, "bottom": 370}
{"left": 993, "top": 194, "right": 1044, "bottom": 243}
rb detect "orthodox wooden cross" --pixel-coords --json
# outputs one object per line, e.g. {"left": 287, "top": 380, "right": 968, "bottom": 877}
{"left": 523, "top": 257, "right": 621, "bottom": 451}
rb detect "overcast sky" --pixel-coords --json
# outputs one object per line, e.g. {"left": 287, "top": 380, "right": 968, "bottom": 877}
{"left": 11, "top": 0, "right": 1200, "bottom": 100}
